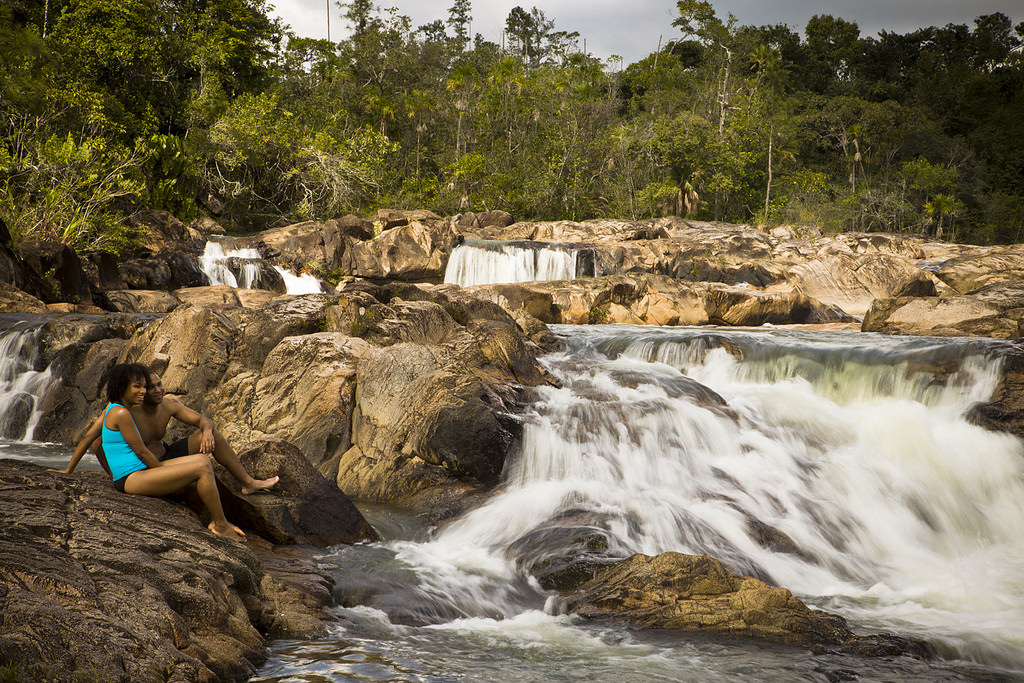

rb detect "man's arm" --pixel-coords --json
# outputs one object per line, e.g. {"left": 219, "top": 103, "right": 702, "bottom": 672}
{"left": 166, "top": 397, "right": 215, "bottom": 454}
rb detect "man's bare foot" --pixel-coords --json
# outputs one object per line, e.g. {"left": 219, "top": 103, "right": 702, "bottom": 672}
{"left": 208, "top": 520, "right": 246, "bottom": 543}
{"left": 241, "top": 476, "right": 279, "bottom": 495}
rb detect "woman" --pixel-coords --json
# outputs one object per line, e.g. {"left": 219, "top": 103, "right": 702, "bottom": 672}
{"left": 65, "top": 363, "right": 245, "bottom": 542}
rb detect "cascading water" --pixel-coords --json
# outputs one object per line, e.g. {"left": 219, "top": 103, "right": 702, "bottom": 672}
{"left": 198, "top": 241, "right": 324, "bottom": 294}
{"left": 0, "top": 322, "right": 54, "bottom": 441}
{"left": 444, "top": 240, "right": 596, "bottom": 287}
{"left": 281, "top": 324, "right": 1024, "bottom": 681}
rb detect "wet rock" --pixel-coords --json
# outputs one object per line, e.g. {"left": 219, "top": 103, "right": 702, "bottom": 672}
{"left": 967, "top": 341, "right": 1024, "bottom": 439}
{"left": 566, "top": 552, "right": 932, "bottom": 657}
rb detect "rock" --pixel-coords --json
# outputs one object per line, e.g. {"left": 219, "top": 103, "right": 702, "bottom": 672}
{"left": 118, "top": 249, "right": 209, "bottom": 291}
{"left": 566, "top": 552, "right": 931, "bottom": 657}
{"left": 16, "top": 239, "right": 94, "bottom": 305}
{"left": 928, "top": 244, "right": 1024, "bottom": 294}
{"left": 105, "top": 289, "right": 181, "bottom": 313}
{"left": 215, "top": 438, "right": 379, "bottom": 546}
{"left": 120, "top": 303, "right": 235, "bottom": 402}
{"left": 470, "top": 274, "right": 849, "bottom": 328}
{"left": 127, "top": 209, "right": 205, "bottom": 254}
{"left": 0, "top": 460, "right": 335, "bottom": 682}
{"left": 0, "top": 282, "right": 48, "bottom": 313}
{"left": 788, "top": 253, "right": 938, "bottom": 316}
{"left": 337, "top": 214, "right": 375, "bottom": 241}
{"left": 967, "top": 341, "right": 1024, "bottom": 438}
{"left": 862, "top": 281, "right": 1024, "bottom": 338}
{"left": 248, "top": 334, "right": 370, "bottom": 465}
{"left": 475, "top": 209, "right": 514, "bottom": 229}
{"left": 341, "top": 220, "right": 461, "bottom": 282}
{"left": 172, "top": 284, "right": 244, "bottom": 309}
{"left": 376, "top": 208, "right": 410, "bottom": 230}
{"left": 252, "top": 220, "right": 345, "bottom": 274}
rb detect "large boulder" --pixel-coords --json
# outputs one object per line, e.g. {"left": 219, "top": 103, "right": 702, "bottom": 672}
{"left": 567, "top": 552, "right": 931, "bottom": 657}
{"left": 215, "top": 439, "right": 379, "bottom": 546}
{"left": 251, "top": 220, "right": 345, "bottom": 274}
{"left": 119, "top": 303, "right": 235, "bottom": 403}
{"left": 340, "top": 219, "right": 461, "bottom": 281}
{"left": 862, "top": 281, "right": 1024, "bottom": 338}
{"left": 0, "top": 460, "right": 336, "bottom": 682}
{"left": 247, "top": 334, "right": 370, "bottom": 465}
{"left": 788, "top": 253, "right": 938, "bottom": 316}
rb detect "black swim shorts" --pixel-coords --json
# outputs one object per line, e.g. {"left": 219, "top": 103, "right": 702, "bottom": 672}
{"left": 161, "top": 438, "right": 191, "bottom": 460}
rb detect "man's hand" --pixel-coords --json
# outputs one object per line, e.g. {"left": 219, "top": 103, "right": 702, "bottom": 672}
{"left": 199, "top": 429, "right": 215, "bottom": 455}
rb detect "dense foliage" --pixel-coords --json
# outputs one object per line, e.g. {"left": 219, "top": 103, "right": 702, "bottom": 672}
{"left": 2, "top": 0, "right": 1022, "bottom": 250}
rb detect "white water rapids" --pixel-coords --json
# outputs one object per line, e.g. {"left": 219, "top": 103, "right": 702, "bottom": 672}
{"left": 444, "top": 240, "right": 594, "bottom": 287}
{"left": 198, "top": 241, "right": 323, "bottom": 294}
{"left": 349, "top": 325, "right": 1024, "bottom": 678}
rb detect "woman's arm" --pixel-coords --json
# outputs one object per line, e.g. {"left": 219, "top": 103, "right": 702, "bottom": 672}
{"left": 107, "top": 406, "right": 161, "bottom": 469}
{"left": 63, "top": 415, "right": 103, "bottom": 474}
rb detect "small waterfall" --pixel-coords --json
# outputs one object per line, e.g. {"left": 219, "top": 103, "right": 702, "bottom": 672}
{"left": 0, "top": 323, "right": 54, "bottom": 441}
{"left": 387, "top": 326, "right": 1024, "bottom": 670}
{"left": 444, "top": 240, "right": 596, "bottom": 287}
{"left": 198, "top": 241, "right": 324, "bottom": 294}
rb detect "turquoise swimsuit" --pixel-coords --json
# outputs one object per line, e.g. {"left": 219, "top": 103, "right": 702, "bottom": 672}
{"left": 102, "top": 403, "right": 147, "bottom": 482}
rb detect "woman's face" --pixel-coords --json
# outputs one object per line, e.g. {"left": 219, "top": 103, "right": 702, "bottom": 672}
{"left": 121, "top": 377, "right": 148, "bottom": 407}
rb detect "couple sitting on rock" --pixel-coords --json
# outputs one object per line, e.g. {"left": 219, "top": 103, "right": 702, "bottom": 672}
{"left": 63, "top": 363, "right": 278, "bottom": 542}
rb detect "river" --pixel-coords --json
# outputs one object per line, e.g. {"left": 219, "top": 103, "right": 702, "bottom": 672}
{"left": 6, "top": 323, "right": 1023, "bottom": 681}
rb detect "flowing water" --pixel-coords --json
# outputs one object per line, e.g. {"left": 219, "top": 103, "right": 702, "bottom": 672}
{"left": 444, "top": 241, "right": 596, "bottom": 287}
{"left": 199, "top": 241, "right": 324, "bottom": 294}
{"left": 0, "top": 321, "right": 54, "bottom": 441}
{"left": 253, "top": 324, "right": 1024, "bottom": 682}
{"left": 5, "top": 322, "right": 1023, "bottom": 681}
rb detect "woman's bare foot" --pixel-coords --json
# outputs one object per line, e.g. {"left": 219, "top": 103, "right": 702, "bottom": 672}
{"left": 241, "top": 476, "right": 279, "bottom": 495}
{"left": 208, "top": 520, "right": 246, "bottom": 542}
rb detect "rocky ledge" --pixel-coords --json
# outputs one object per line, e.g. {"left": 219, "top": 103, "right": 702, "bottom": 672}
{"left": 0, "top": 443, "right": 376, "bottom": 682}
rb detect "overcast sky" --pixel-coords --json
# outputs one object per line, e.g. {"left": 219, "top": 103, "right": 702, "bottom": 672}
{"left": 270, "top": 0, "right": 1024, "bottom": 65}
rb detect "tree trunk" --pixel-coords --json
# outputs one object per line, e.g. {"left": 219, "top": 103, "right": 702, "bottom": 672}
{"left": 764, "top": 122, "right": 774, "bottom": 223}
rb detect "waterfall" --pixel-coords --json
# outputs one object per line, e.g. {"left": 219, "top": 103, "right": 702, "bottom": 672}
{"left": 198, "top": 241, "right": 324, "bottom": 294}
{"left": 0, "top": 323, "right": 54, "bottom": 441}
{"left": 388, "top": 326, "right": 1024, "bottom": 670}
{"left": 444, "top": 241, "right": 596, "bottom": 287}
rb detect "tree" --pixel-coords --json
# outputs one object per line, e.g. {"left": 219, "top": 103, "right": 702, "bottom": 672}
{"left": 447, "top": 0, "right": 472, "bottom": 47}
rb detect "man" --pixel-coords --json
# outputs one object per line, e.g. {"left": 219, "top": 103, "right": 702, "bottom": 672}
{"left": 133, "top": 370, "right": 278, "bottom": 494}
{"left": 68, "top": 369, "right": 277, "bottom": 495}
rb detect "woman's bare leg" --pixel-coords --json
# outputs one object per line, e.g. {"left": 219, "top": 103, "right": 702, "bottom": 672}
{"left": 187, "top": 430, "right": 278, "bottom": 494}
{"left": 124, "top": 455, "right": 245, "bottom": 541}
